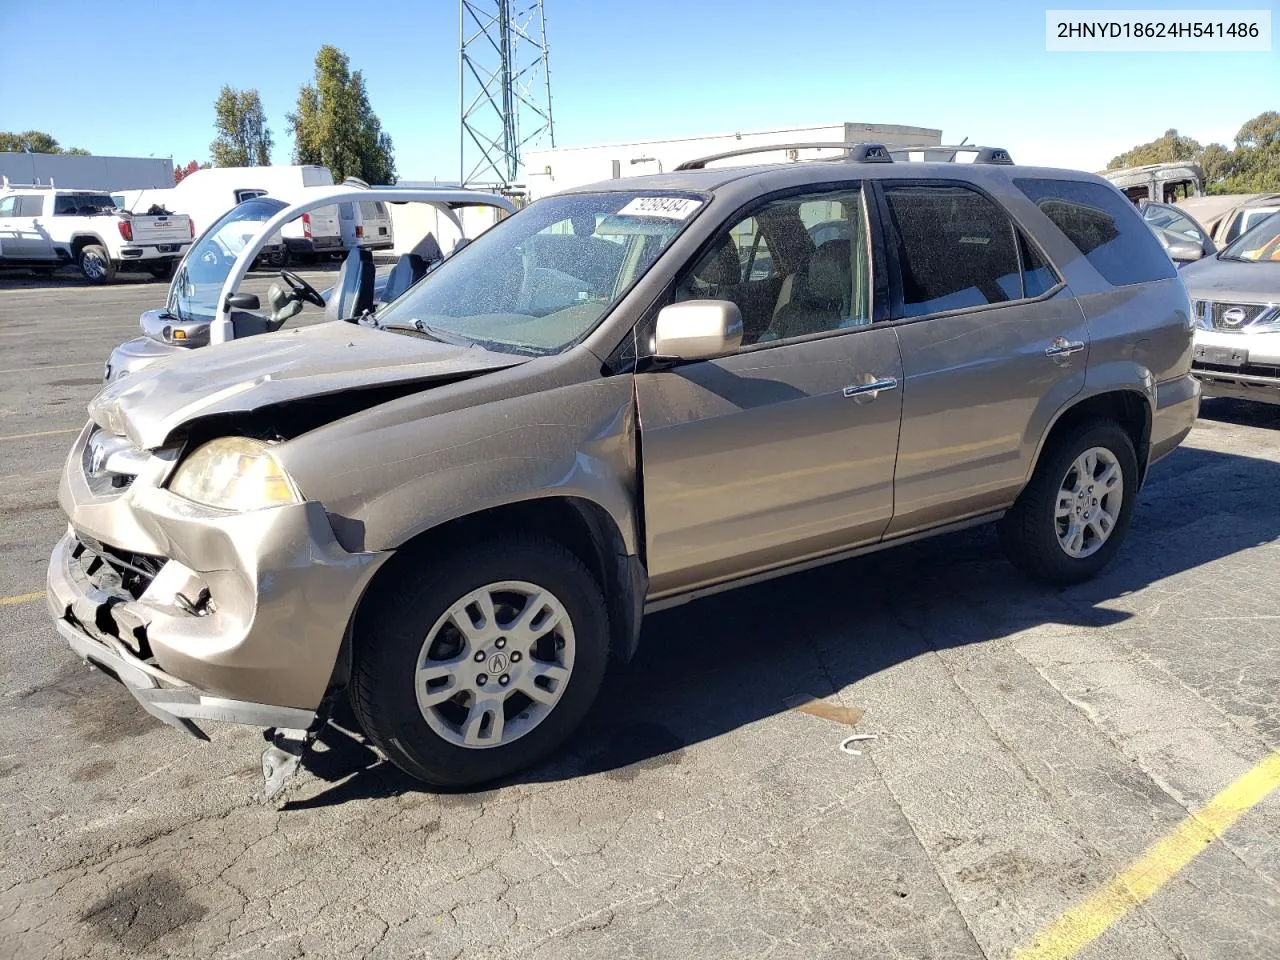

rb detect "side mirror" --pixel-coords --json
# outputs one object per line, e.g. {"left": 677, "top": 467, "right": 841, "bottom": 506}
{"left": 653, "top": 300, "right": 743, "bottom": 361}
{"left": 225, "top": 292, "right": 261, "bottom": 310}
{"left": 1166, "top": 240, "right": 1203, "bottom": 263}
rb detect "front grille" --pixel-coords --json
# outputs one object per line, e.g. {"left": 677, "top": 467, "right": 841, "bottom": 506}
{"left": 1209, "top": 301, "right": 1270, "bottom": 331}
{"left": 81, "top": 430, "right": 146, "bottom": 495}
{"left": 75, "top": 536, "right": 163, "bottom": 601}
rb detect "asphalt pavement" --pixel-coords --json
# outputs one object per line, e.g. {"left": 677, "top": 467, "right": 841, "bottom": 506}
{"left": 0, "top": 272, "right": 1277, "bottom": 960}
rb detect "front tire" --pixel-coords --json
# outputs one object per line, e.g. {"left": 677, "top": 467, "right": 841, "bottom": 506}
{"left": 350, "top": 535, "right": 610, "bottom": 788}
{"left": 1001, "top": 419, "right": 1138, "bottom": 585}
{"left": 77, "top": 245, "right": 115, "bottom": 284}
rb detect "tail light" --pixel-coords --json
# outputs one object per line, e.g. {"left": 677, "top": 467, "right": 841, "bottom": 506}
{"left": 355, "top": 225, "right": 364, "bottom": 238}
{"left": 302, "top": 213, "right": 312, "bottom": 238}
{"left": 117, "top": 220, "right": 133, "bottom": 242}
{"left": 188, "top": 220, "right": 195, "bottom": 238}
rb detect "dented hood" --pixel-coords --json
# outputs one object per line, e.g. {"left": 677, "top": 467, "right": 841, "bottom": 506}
{"left": 89, "top": 321, "right": 528, "bottom": 449}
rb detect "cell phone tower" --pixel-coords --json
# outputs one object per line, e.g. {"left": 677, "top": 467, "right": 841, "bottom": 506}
{"left": 459, "top": 0, "right": 555, "bottom": 188}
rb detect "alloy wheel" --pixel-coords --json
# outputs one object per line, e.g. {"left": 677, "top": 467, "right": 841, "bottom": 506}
{"left": 1055, "top": 446, "right": 1124, "bottom": 559}
{"left": 415, "top": 581, "right": 575, "bottom": 749}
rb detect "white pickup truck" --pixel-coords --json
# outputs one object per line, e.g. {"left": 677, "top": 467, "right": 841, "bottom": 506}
{"left": 0, "top": 181, "right": 193, "bottom": 283}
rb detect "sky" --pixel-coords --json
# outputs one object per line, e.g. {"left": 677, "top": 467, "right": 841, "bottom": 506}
{"left": 1, "top": 0, "right": 1276, "bottom": 180}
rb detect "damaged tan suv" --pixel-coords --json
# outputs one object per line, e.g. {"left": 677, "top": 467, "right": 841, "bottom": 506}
{"left": 48, "top": 143, "right": 1199, "bottom": 791}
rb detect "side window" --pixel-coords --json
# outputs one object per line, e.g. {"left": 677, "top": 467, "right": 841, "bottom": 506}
{"left": 234, "top": 189, "right": 267, "bottom": 203}
{"left": 17, "top": 196, "right": 45, "bottom": 217}
{"left": 1142, "top": 203, "right": 1204, "bottom": 244}
{"left": 1020, "top": 235, "right": 1058, "bottom": 299}
{"left": 882, "top": 183, "right": 1022, "bottom": 316}
{"left": 675, "top": 187, "right": 872, "bottom": 346}
{"left": 0, "top": 197, "right": 15, "bottom": 218}
{"left": 1015, "top": 178, "right": 1176, "bottom": 286}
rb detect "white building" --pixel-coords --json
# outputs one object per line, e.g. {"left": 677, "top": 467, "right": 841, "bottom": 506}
{"left": 0, "top": 152, "right": 174, "bottom": 190}
{"left": 523, "top": 121, "right": 942, "bottom": 200}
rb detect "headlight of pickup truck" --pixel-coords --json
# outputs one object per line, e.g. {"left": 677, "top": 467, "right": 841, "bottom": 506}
{"left": 170, "top": 437, "right": 301, "bottom": 511}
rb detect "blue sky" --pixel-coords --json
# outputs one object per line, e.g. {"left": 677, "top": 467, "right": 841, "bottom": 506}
{"left": 1, "top": 0, "right": 1275, "bottom": 179}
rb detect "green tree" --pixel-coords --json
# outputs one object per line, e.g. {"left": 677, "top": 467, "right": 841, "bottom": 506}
{"left": 210, "top": 86, "right": 273, "bottom": 167}
{"left": 0, "top": 130, "right": 89, "bottom": 154}
{"left": 287, "top": 45, "right": 396, "bottom": 184}
{"left": 1107, "top": 129, "right": 1203, "bottom": 170}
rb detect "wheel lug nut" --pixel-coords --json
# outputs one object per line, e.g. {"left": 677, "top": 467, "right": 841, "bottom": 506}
{"left": 495, "top": 638, "right": 506, "bottom": 649}
{"left": 474, "top": 651, "right": 486, "bottom": 662}
{"left": 511, "top": 651, "right": 522, "bottom": 663}
{"left": 499, "top": 674, "right": 510, "bottom": 686}
{"left": 476, "top": 674, "right": 487, "bottom": 686}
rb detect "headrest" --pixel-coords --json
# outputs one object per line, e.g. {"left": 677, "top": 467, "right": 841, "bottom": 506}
{"left": 693, "top": 240, "right": 742, "bottom": 287}
{"left": 410, "top": 232, "right": 444, "bottom": 261}
{"left": 807, "top": 240, "right": 850, "bottom": 300}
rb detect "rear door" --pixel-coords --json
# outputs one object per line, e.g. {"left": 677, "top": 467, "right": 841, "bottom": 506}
{"left": 876, "top": 180, "right": 1088, "bottom": 537}
{"left": 634, "top": 183, "right": 904, "bottom": 597}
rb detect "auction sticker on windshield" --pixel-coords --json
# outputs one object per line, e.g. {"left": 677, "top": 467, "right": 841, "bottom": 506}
{"left": 617, "top": 197, "right": 703, "bottom": 220}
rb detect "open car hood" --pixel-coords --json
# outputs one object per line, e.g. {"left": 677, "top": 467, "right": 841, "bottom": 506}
{"left": 89, "top": 321, "right": 528, "bottom": 450}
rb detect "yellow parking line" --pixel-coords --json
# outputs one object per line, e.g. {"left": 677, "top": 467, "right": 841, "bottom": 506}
{"left": 0, "top": 427, "right": 79, "bottom": 442}
{"left": 1014, "top": 751, "right": 1280, "bottom": 960}
{"left": 0, "top": 592, "right": 44, "bottom": 607}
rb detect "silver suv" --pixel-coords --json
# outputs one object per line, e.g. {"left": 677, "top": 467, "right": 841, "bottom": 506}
{"left": 47, "top": 144, "right": 1199, "bottom": 790}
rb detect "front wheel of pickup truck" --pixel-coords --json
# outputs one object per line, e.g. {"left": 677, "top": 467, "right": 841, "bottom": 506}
{"left": 1001, "top": 419, "right": 1138, "bottom": 585}
{"left": 77, "top": 244, "right": 115, "bottom": 284}
{"left": 350, "top": 535, "right": 610, "bottom": 789}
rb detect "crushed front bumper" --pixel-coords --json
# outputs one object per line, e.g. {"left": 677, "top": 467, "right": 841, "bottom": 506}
{"left": 49, "top": 434, "right": 390, "bottom": 736}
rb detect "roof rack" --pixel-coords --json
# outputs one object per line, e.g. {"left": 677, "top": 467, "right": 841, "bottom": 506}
{"left": 674, "top": 141, "right": 894, "bottom": 171}
{"left": 1, "top": 176, "right": 58, "bottom": 190}
{"left": 887, "top": 145, "right": 1014, "bottom": 165}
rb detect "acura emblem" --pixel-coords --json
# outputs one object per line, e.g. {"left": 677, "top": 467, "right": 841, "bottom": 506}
{"left": 1222, "top": 307, "right": 1247, "bottom": 327}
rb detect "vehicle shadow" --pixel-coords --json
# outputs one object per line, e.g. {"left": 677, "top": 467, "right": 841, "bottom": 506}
{"left": 1198, "top": 396, "right": 1280, "bottom": 430}
{"left": 283, "top": 442, "right": 1280, "bottom": 809}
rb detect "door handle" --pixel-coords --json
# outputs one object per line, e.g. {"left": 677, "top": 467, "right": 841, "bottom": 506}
{"left": 842, "top": 377, "right": 898, "bottom": 398}
{"left": 1045, "top": 337, "right": 1085, "bottom": 358}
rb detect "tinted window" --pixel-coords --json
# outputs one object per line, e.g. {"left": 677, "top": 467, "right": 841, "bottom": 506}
{"left": 675, "top": 187, "right": 872, "bottom": 345}
{"left": 1015, "top": 178, "right": 1176, "bottom": 286}
{"left": 53, "top": 193, "right": 114, "bottom": 215}
{"left": 16, "top": 195, "right": 45, "bottom": 217}
{"left": 883, "top": 184, "right": 1022, "bottom": 317}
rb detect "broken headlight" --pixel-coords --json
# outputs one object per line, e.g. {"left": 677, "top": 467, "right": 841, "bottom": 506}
{"left": 169, "top": 437, "right": 301, "bottom": 511}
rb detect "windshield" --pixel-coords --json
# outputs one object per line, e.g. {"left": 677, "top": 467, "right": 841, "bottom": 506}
{"left": 168, "top": 196, "right": 286, "bottom": 321}
{"left": 1219, "top": 211, "right": 1280, "bottom": 262}
{"left": 374, "top": 191, "right": 704, "bottom": 355}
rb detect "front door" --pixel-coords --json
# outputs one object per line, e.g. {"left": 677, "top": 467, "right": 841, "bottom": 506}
{"left": 634, "top": 184, "right": 904, "bottom": 598}
{"left": 875, "top": 181, "right": 1089, "bottom": 537}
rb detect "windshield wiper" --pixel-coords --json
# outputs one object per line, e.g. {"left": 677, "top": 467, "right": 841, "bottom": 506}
{"left": 378, "top": 319, "right": 474, "bottom": 347}
{"left": 1216, "top": 254, "right": 1253, "bottom": 263}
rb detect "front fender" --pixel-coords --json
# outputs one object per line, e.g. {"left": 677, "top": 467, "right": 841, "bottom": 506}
{"left": 279, "top": 372, "right": 640, "bottom": 558}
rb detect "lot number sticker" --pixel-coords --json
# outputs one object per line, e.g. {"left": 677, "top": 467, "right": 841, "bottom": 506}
{"left": 617, "top": 197, "right": 703, "bottom": 220}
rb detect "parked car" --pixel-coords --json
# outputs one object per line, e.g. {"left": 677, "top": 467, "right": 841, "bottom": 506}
{"left": 128, "top": 165, "right": 344, "bottom": 266}
{"left": 102, "top": 186, "right": 516, "bottom": 383}
{"left": 1102, "top": 161, "right": 1204, "bottom": 204}
{"left": 339, "top": 196, "right": 395, "bottom": 251}
{"left": 0, "top": 180, "right": 193, "bottom": 282}
{"left": 1182, "top": 211, "right": 1280, "bottom": 405}
{"left": 1177, "top": 192, "right": 1280, "bottom": 248}
{"left": 48, "top": 144, "right": 1198, "bottom": 795}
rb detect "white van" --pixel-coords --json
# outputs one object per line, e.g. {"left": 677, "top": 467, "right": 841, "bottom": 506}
{"left": 338, "top": 198, "right": 394, "bottom": 251}
{"left": 127, "top": 165, "right": 343, "bottom": 265}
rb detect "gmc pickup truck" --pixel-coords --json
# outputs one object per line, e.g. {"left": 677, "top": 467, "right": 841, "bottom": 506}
{"left": 0, "top": 181, "right": 193, "bottom": 282}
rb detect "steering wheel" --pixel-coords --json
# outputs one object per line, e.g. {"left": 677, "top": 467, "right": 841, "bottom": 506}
{"left": 280, "top": 269, "right": 326, "bottom": 308}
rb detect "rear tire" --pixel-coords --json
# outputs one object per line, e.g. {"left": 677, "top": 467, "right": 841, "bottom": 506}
{"left": 350, "top": 535, "right": 610, "bottom": 788}
{"left": 147, "top": 260, "right": 175, "bottom": 281}
{"left": 1001, "top": 419, "right": 1138, "bottom": 585}
{"left": 77, "top": 245, "right": 115, "bottom": 284}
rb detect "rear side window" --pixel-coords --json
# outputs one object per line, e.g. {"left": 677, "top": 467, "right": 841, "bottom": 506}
{"left": 1015, "top": 178, "right": 1175, "bottom": 286}
{"left": 882, "top": 183, "right": 1025, "bottom": 317}
{"left": 359, "top": 201, "right": 385, "bottom": 220}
